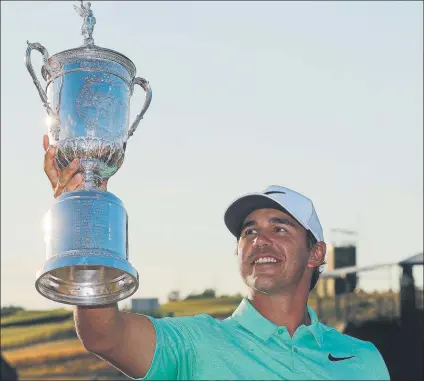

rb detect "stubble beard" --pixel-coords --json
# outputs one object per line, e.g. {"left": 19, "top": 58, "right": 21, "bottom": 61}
{"left": 242, "top": 259, "right": 308, "bottom": 296}
{"left": 244, "top": 270, "right": 289, "bottom": 295}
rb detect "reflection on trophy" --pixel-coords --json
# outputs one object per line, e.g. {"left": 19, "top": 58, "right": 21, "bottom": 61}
{"left": 25, "top": 1, "right": 152, "bottom": 305}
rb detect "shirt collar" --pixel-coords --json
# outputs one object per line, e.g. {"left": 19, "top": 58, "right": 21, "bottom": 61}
{"left": 305, "top": 304, "right": 324, "bottom": 347}
{"left": 231, "top": 298, "right": 324, "bottom": 347}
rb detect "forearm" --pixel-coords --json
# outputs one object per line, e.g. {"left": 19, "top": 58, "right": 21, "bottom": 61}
{"left": 74, "top": 303, "right": 124, "bottom": 352}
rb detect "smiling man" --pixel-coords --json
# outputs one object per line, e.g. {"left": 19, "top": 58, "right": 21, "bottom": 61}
{"left": 41, "top": 144, "right": 390, "bottom": 380}
{"left": 218, "top": 185, "right": 390, "bottom": 380}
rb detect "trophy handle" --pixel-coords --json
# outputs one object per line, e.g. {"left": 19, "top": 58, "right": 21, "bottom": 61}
{"left": 127, "top": 77, "right": 152, "bottom": 140}
{"left": 25, "top": 41, "right": 55, "bottom": 117}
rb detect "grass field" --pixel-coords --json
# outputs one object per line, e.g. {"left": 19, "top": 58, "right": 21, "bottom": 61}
{"left": 2, "top": 338, "right": 115, "bottom": 379}
{"left": 1, "top": 309, "right": 72, "bottom": 326}
{"left": 1, "top": 318, "right": 75, "bottom": 350}
{"left": 3, "top": 338, "right": 86, "bottom": 367}
{"left": 159, "top": 295, "right": 242, "bottom": 316}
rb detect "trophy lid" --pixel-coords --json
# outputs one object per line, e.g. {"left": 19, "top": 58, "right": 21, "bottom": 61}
{"left": 42, "top": 45, "right": 137, "bottom": 81}
{"left": 42, "top": 1, "right": 136, "bottom": 81}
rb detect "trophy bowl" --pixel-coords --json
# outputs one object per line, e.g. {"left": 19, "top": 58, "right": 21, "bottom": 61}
{"left": 26, "top": 2, "right": 152, "bottom": 305}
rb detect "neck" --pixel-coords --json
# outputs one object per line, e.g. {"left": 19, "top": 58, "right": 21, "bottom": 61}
{"left": 247, "top": 286, "right": 311, "bottom": 336}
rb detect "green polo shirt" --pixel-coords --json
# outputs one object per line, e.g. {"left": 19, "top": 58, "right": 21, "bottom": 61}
{"left": 140, "top": 298, "right": 390, "bottom": 380}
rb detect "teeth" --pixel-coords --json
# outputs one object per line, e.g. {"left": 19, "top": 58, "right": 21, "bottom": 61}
{"left": 254, "top": 257, "right": 278, "bottom": 264}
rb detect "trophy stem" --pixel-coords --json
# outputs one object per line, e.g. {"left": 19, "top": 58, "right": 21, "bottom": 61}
{"left": 80, "top": 158, "right": 103, "bottom": 190}
{"left": 83, "top": 169, "right": 103, "bottom": 190}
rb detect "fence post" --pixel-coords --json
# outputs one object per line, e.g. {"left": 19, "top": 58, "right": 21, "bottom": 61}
{"left": 317, "top": 295, "right": 323, "bottom": 322}
{"left": 344, "top": 278, "right": 350, "bottom": 321}
{"left": 335, "top": 294, "right": 341, "bottom": 321}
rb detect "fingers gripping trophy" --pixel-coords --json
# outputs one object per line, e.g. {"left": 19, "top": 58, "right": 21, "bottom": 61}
{"left": 25, "top": 1, "right": 152, "bottom": 305}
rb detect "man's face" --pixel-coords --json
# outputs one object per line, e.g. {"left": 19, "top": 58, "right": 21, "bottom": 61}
{"left": 237, "top": 208, "right": 313, "bottom": 295}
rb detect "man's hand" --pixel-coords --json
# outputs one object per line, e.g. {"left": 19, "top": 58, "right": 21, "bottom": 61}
{"left": 43, "top": 134, "right": 107, "bottom": 198}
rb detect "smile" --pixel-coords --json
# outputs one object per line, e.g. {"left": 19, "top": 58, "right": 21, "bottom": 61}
{"left": 253, "top": 257, "right": 280, "bottom": 265}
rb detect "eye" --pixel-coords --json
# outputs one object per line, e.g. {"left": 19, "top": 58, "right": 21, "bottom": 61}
{"left": 243, "top": 228, "right": 258, "bottom": 237}
{"left": 274, "top": 226, "right": 287, "bottom": 233}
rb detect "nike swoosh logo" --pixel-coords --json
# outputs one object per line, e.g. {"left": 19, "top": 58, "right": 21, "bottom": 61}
{"left": 328, "top": 354, "right": 356, "bottom": 362}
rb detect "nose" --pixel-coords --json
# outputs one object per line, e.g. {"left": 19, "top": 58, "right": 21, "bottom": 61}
{"left": 253, "top": 231, "right": 272, "bottom": 247}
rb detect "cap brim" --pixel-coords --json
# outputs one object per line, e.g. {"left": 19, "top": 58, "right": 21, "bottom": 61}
{"left": 224, "top": 194, "right": 289, "bottom": 238}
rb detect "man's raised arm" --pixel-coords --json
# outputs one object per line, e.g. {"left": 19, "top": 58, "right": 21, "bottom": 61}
{"left": 74, "top": 304, "right": 156, "bottom": 379}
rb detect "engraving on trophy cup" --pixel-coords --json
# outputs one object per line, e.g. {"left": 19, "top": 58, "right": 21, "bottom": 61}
{"left": 75, "top": 73, "right": 125, "bottom": 137}
{"left": 26, "top": 1, "right": 152, "bottom": 305}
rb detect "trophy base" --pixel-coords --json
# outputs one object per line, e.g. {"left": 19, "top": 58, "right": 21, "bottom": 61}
{"left": 38, "top": 190, "right": 139, "bottom": 306}
{"left": 35, "top": 249, "right": 139, "bottom": 306}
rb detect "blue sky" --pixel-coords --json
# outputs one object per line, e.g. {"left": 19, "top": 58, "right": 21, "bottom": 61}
{"left": 1, "top": 1, "right": 422, "bottom": 310}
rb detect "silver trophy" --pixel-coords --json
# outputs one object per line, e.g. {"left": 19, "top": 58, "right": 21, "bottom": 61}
{"left": 25, "top": 1, "right": 152, "bottom": 305}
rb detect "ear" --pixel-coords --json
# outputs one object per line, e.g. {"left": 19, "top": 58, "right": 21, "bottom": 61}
{"left": 307, "top": 241, "right": 326, "bottom": 269}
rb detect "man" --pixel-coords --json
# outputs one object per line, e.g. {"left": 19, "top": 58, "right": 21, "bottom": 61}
{"left": 43, "top": 135, "right": 390, "bottom": 380}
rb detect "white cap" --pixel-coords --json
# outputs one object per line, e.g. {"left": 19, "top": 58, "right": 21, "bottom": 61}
{"left": 224, "top": 185, "right": 324, "bottom": 242}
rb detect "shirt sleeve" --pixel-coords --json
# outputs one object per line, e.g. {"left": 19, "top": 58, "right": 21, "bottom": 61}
{"left": 136, "top": 315, "right": 199, "bottom": 380}
{"left": 367, "top": 342, "right": 391, "bottom": 380}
